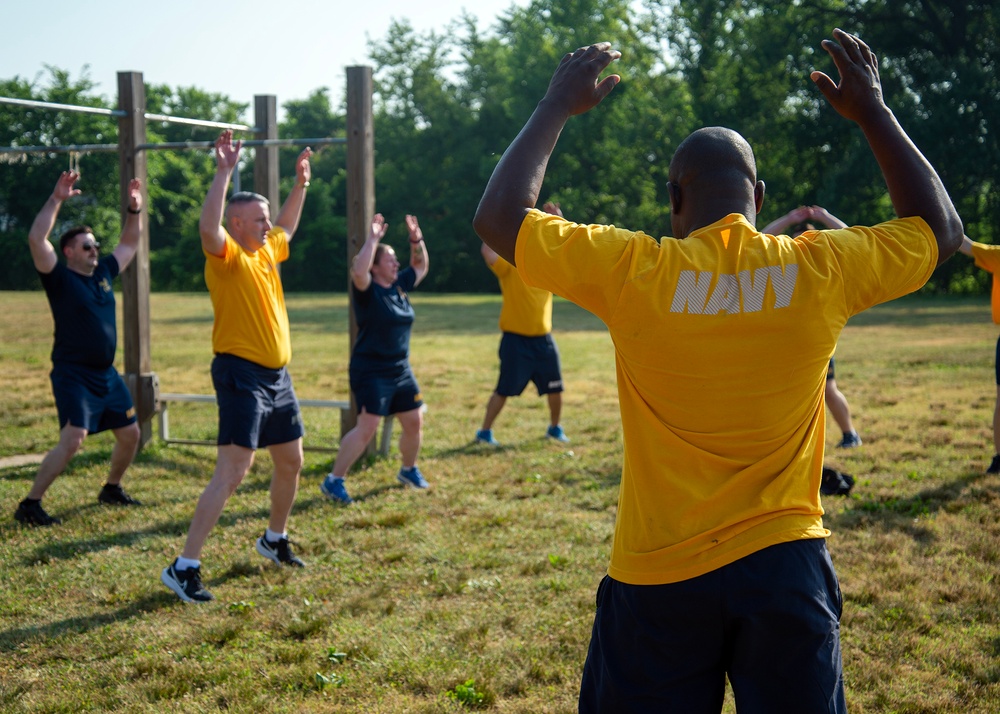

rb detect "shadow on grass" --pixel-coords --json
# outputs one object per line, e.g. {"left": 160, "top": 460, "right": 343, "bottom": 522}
{"left": 0, "top": 560, "right": 271, "bottom": 654}
{"left": 14, "top": 505, "right": 275, "bottom": 566}
{"left": 826, "top": 469, "right": 998, "bottom": 539}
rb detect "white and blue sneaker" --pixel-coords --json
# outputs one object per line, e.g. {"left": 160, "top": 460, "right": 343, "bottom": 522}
{"left": 320, "top": 474, "right": 353, "bottom": 504}
{"left": 397, "top": 466, "right": 429, "bottom": 489}
{"left": 546, "top": 425, "right": 570, "bottom": 443}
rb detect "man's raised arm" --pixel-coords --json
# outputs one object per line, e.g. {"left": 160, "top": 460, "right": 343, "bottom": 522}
{"left": 473, "top": 43, "right": 620, "bottom": 265}
{"left": 112, "top": 178, "right": 143, "bottom": 272}
{"left": 275, "top": 147, "right": 313, "bottom": 239}
{"left": 28, "top": 171, "right": 80, "bottom": 274}
{"left": 199, "top": 130, "right": 241, "bottom": 257}
{"left": 811, "top": 28, "right": 963, "bottom": 265}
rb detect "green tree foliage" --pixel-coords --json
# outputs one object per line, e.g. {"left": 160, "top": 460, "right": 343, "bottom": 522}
{"left": 1, "top": 0, "right": 997, "bottom": 293}
{"left": 0, "top": 68, "right": 119, "bottom": 289}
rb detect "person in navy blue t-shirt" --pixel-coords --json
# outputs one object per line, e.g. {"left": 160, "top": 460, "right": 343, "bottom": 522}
{"left": 15, "top": 171, "right": 144, "bottom": 527}
{"left": 321, "top": 213, "right": 430, "bottom": 504}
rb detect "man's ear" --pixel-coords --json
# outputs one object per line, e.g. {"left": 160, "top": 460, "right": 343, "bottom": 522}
{"left": 668, "top": 182, "right": 682, "bottom": 214}
{"left": 754, "top": 180, "right": 766, "bottom": 214}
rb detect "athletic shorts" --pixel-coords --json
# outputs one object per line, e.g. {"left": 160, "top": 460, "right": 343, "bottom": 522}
{"left": 826, "top": 357, "right": 836, "bottom": 381}
{"left": 211, "top": 353, "right": 304, "bottom": 449}
{"left": 994, "top": 335, "right": 1000, "bottom": 385}
{"left": 50, "top": 362, "right": 137, "bottom": 434}
{"left": 350, "top": 360, "right": 423, "bottom": 417}
{"left": 579, "top": 539, "right": 846, "bottom": 714}
{"left": 496, "top": 332, "right": 563, "bottom": 397}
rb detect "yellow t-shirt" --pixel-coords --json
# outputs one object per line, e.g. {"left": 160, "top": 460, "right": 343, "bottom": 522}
{"left": 489, "top": 256, "right": 552, "bottom": 336}
{"left": 204, "top": 227, "right": 291, "bottom": 369}
{"left": 969, "top": 241, "right": 1000, "bottom": 324}
{"left": 516, "top": 210, "right": 936, "bottom": 585}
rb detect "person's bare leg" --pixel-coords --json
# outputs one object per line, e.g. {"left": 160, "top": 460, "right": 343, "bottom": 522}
{"left": 330, "top": 411, "right": 382, "bottom": 478}
{"left": 27, "top": 423, "right": 87, "bottom": 499}
{"left": 547, "top": 391, "right": 563, "bottom": 428}
{"left": 107, "top": 422, "right": 141, "bottom": 485}
{"left": 825, "top": 379, "right": 855, "bottom": 435}
{"left": 181, "top": 444, "right": 255, "bottom": 560}
{"left": 397, "top": 407, "right": 423, "bottom": 470}
{"left": 266, "top": 439, "right": 303, "bottom": 534}
{"left": 481, "top": 392, "right": 507, "bottom": 431}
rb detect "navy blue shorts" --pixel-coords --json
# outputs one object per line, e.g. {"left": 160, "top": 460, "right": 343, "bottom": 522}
{"left": 496, "top": 332, "right": 563, "bottom": 397}
{"left": 350, "top": 360, "right": 423, "bottom": 417}
{"left": 826, "top": 357, "right": 836, "bottom": 381}
{"left": 211, "top": 353, "right": 304, "bottom": 449}
{"left": 579, "top": 539, "right": 846, "bottom": 714}
{"left": 50, "top": 363, "right": 136, "bottom": 434}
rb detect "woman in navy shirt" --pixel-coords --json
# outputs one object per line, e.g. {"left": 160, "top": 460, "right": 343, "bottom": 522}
{"left": 322, "top": 213, "right": 430, "bottom": 504}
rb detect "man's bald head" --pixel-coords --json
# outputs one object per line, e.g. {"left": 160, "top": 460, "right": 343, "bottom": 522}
{"left": 667, "top": 127, "right": 764, "bottom": 239}
{"left": 668, "top": 127, "right": 757, "bottom": 190}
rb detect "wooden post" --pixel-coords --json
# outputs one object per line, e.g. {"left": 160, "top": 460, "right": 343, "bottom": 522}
{"left": 253, "top": 96, "right": 279, "bottom": 208}
{"left": 117, "top": 71, "right": 157, "bottom": 448}
{"left": 344, "top": 66, "right": 378, "bottom": 452}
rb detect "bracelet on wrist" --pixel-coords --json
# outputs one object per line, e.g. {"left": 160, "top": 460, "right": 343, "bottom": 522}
{"left": 127, "top": 206, "right": 141, "bottom": 215}
{"left": 409, "top": 238, "right": 423, "bottom": 244}
{"left": 298, "top": 181, "right": 310, "bottom": 189}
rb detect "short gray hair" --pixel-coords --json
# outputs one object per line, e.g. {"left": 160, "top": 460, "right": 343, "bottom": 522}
{"left": 227, "top": 191, "right": 269, "bottom": 208}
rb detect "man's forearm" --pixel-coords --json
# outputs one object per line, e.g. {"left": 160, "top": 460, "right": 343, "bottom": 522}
{"left": 474, "top": 99, "right": 570, "bottom": 263}
{"left": 199, "top": 167, "right": 232, "bottom": 235}
{"left": 860, "top": 109, "right": 963, "bottom": 260}
{"left": 275, "top": 183, "right": 307, "bottom": 236}
{"left": 28, "top": 195, "right": 61, "bottom": 245}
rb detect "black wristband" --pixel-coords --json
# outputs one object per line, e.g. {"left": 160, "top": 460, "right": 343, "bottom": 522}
{"left": 127, "top": 206, "right": 141, "bottom": 215}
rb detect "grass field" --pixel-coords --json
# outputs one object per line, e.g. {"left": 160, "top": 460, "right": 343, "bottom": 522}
{"left": 0, "top": 290, "right": 998, "bottom": 713}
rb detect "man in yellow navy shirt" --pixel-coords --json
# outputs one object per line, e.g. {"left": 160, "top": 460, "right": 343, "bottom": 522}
{"left": 958, "top": 236, "right": 1000, "bottom": 475}
{"left": 477, "top": 201, "right": 570, "bottom": 446}
{"left": 162, "top": 130, "right": 313, "bottom": 603}
{"left": 474, "top": 30, "right": 963, "bottom": 712}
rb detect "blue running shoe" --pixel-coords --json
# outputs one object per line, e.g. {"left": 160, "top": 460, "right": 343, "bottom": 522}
{"left": 476, "top": 429, "right": 500, "bottom": 446}
{"left": 398, "top": 466, "right": 429, "bottom": 489}
{"left": 546, "top": 424, "right": 570, "bottom": 443}
{"left": 320, "top": 474, "right": 353, "bottom": 504}
{"left": 836, "top": 431, "right": 862, "bottom": 449}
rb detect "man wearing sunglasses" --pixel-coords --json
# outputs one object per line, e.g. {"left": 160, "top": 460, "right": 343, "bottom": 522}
{"left": 16, "top": 171, "right": 144, "bottom": 527}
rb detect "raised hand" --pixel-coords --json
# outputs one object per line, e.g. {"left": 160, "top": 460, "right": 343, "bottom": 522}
{"left": 368, "top": 213, "right": 388, "bottom": 243}
{"left": 542, "top": 201, "right": 563, "bottom": 217}
{"left": 295, "top": 147, "right": 313, "bottom": 187}
{"left": 405, "top": 214, "right": 423, "bottom": 243}
{"left": 52, "top": 171, "right": 82, "bottom": 203}
{"left": 543, "top": 42, "right": 622, "bottom": 117}
{"left": 127, "top": 178, "right": 143, "bottom": 212}
{"left": 810, "top": 28, "right": 885, "bottom": 125}
{"left": 214, "top": 129, "right": 242, "bottom": 172}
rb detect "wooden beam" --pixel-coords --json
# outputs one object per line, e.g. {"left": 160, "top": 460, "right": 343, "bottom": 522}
{"left": 253, "top": 95, "right": 279, "bottom": 207}
{"left": 117, "top": 71, "right": 157, "bottom": 448}
{"left": 344, "top": 66, "right": 377, "bottom": 450}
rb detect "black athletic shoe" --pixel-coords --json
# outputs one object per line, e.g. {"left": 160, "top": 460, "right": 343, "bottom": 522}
{"left": 98, "top": 483, "right": 141, "bottom": 506}
{"left": 14, "top": 498, "right": 61, "bottom": 527}
{"left": 987, "top": 455, "right": 1000, "bottom": 475}
{"left": 820, "top": 467, "right": 855, "bottom": 496}
{"left": 255, "top": 534, "right": 305, "bottom": 567}
{"left": 161, "top": 560, "right": 214, "bottom": 602}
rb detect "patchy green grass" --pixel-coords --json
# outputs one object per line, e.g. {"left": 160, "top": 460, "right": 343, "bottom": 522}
{"left": 0, "top": 291, "right": 998, "bottom": 712}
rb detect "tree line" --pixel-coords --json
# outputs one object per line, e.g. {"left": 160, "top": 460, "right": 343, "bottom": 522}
{"left": 1, "top": 0, "right": 996, "bottom": 294}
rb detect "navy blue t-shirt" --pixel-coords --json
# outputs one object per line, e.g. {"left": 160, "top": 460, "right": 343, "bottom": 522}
{"left": 38, "top": 255, "right": 120, "bottom": 369}
{"left": 351, "top": 266, "right": 417, "bottom": 365}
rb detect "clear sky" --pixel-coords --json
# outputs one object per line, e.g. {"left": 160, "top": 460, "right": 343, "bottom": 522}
{"left": 1, "top": 0, "right": 530, "bottom": 115}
